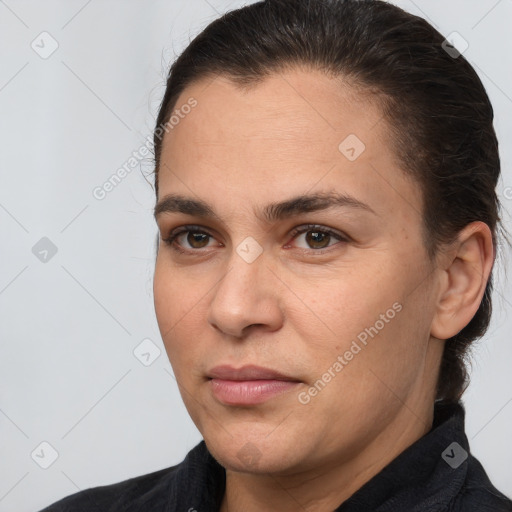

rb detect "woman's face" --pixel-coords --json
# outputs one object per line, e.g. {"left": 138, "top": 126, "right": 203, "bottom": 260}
{"left": 153, "top": 69, "right": 444, "bottom": 475}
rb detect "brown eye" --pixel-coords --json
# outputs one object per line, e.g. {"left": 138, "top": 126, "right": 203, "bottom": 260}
{"left": 305, "top": 230, "right": 332, "bottom": 249}
{"left": 162, "top": 225, "right": 216, "bottom": 253}
{"left": 289, "top": 224, "right": 348, "bottom": 251}
{"left": 186, "top": 231, "right": 210, "bottom": 249}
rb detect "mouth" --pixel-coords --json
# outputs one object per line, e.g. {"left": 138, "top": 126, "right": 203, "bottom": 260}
{"left": 207, "top": 364, "right": 302, "bottom": 406}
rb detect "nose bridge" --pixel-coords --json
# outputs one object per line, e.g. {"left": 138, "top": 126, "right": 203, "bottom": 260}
{"left": 215, "top": 241, "right": 267, "bottom": 308}
{"left": 208, "top": 240, "right": 282, "bottom": 337}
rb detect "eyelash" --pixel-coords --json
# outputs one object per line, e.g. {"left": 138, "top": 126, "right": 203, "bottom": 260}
{"left": 161, "top": 224, "right": 349, "bottom": 255}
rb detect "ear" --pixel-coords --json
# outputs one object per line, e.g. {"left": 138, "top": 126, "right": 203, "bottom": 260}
{"left": 430, "top": 221, "right": 495, "bottom": 340}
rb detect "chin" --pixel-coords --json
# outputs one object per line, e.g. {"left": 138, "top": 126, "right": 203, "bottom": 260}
{"left": 205, "top": 433, "right": 302, "bottom": 475}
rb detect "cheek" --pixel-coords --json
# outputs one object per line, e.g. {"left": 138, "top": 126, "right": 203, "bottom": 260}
{"left": 319, "top": 286, "right": 432, "bottom": 409}
{"left": 153, "top": 261, "right": 206, "bottom": 367}
{"left": 290, "top": 258, "right": 425, "bottom": 382}
{"left": 153, "top": 257, "right": 206, "bottom": 327}
{"left": 291, "top": 264, "right": 400, "bottom": 347}
{"left": 153, "top": 262, "right": 177, "bottom": 335}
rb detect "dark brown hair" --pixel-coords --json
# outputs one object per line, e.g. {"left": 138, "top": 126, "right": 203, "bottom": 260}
{"left": 152, "top": 0, "right": 505, "bottom": 404}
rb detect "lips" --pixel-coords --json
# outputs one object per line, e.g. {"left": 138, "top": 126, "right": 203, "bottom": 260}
{"left": 207, "top": 365, "right": 301, "bottom": 405}
{"left": 208, "top": 364, "right": 299, "bottom": 382}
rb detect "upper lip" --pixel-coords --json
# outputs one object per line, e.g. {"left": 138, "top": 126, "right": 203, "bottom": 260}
{"left": 208, "top": 364, "right": 299, "bottom": 381}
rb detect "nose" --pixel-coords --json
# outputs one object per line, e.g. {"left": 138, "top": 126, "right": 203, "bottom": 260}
{"left": 207, "top": 246, "right": 284, "bottom": 339}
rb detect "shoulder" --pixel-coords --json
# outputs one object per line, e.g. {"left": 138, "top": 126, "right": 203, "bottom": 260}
{"left": 38, "top": 464, "right": 179, "bottom": 512}
{"left": 448, "top": 453, "right": 512, "bottom": 512}
{"left": 37, "top": 440, "right": 224, "bottom": 512}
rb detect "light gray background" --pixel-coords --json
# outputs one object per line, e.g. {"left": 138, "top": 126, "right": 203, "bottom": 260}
{"left": 1, "top": 1, "right": 511, "bottom": 510}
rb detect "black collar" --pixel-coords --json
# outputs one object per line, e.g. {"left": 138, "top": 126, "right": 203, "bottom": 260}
{"left": 335, "top": 401, "right": 468, "bottom": 510}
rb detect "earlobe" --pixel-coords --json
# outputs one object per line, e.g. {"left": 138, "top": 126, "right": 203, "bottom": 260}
{"left": 430, "top": 221, "right": 494, "bottom": 340}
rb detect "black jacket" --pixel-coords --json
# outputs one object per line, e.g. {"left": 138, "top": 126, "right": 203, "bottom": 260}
{"left": 39, "top": 401, "right": 512, "bottom": 511}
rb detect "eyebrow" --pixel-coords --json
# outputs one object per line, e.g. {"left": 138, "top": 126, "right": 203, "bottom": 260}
{"left": 153, "top": 191, "right": 377, "bottom": 224}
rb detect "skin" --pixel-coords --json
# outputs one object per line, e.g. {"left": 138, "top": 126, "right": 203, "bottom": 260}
{"left": 152, "top": 69, "right": 494, "bottom": 511}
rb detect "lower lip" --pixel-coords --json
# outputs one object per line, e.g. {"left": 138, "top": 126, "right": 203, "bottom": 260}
{"left": 209, "top": 378, "right": 300, "bottom": 405}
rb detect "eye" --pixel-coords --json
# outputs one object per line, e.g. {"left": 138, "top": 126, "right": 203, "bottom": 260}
{"left": 286, "top": 224, "right": 349, "bottom": 251}
{"left": 161, "top": 225, "right": 219, "bottom": 254}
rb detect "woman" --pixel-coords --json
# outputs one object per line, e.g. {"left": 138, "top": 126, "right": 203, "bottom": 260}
{"left": 40, "top": 0, "right": 512, "bottom": 510}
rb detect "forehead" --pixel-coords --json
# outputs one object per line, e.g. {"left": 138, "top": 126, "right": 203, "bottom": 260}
{"left": 164, "top": 69, "right": 385, "bottom": 157}
{"left": 157, "top": 69, "right": 422, "bottom": 223}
